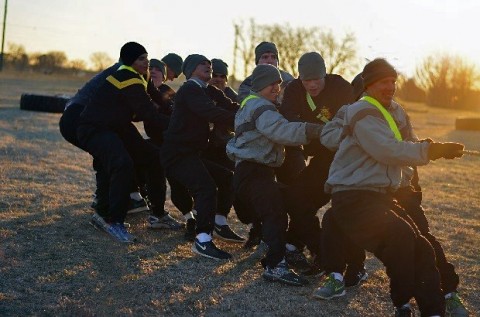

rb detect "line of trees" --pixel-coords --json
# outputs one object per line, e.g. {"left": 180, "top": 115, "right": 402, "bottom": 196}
{"left": 3, "top": 42, "right": 113, "bottom": 74}
{"left": 3, "top": 19, "right": 479, "bottom": 110}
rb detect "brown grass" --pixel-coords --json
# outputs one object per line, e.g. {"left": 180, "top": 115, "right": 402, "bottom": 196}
{"left": 0, "top": 72, "right": 479, "bottom": 316}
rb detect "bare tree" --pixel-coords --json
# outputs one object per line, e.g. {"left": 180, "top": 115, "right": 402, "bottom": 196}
{"left": 90, "top": 52, "right": 113, "bottom": 72}
{"left": 68, "top": 59, "right": 87, "bottom": 74}
{"left": 415, "top": 54, "right": 479, "bottom": 109}
{"left": 233, "top": 19, "right": 358, "bottom": 80}
{"left": 30, "top": 50, "right": 67, "bottom": 74}
{"left": 6, "top": 42, "right": 29, "bottom": 70}
{"left": 232, "top": 18, "right": 258, "bottom": 79}
{"left": 314, "top": 30, "right": 359, "bottom": 78}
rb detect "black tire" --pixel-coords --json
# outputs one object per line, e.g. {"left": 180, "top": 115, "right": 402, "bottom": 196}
{"left": 455, "top": 117, "right": 480, "bottom": 131}
{"left": 20, "top": 94, "right": 70, "bottom": 113}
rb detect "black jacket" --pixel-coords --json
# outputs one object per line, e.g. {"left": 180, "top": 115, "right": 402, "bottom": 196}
{"left": 280, "top": 74, "right": 354, "bottom": 156}
{"left": 78, "top": 68, "right": 169, "bottom": 138}
{"left": 161, "top": 80, "right": 237, "bottom": 168}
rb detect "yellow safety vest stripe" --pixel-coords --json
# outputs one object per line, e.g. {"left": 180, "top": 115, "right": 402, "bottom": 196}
{"left": 240, "top": 94, "right": 260, "bottom": 108}
{"left": 306, "top": 93, "right": 329, "bottom": 123}
{"left": 106, "top": 64, "right": 148, "bottom": 90}
{"left": 361, "top": 96, "right": 402, "bottom": 141}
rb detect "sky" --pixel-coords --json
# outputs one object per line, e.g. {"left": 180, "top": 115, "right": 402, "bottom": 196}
{"left": 2, "top": 0, "right": 480, "bottom": 80}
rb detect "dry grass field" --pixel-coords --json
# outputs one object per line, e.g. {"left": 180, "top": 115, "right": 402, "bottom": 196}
{"left": 0, "top": 71, "right": 479, "bottom": 316}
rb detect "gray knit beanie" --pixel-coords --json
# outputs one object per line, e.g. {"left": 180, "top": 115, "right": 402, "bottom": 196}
{"left": 149, "top": 58, "right": 166, "bottom": 76}
{"left": 255, "top": 41, "right": 279, "bottom": 65}
{"left": 161, "top": 53, "right": 183, "bottom": 78}
{"left": 182, "top": 54, "right": 210, "bottom": 79}
{"left": 362, "top": 58, "right": 397, "bottom": 88}
{"left": 251, "top": 64, "right": 282, "bottom": 92}
{"left": 298, "top": 52, "right": 326, "bottom": 80}
{"left": 211, "top": 58, "right": 228, "bottom": 76}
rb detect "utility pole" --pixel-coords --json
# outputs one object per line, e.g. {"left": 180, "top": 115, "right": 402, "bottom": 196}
{"left": 0, "top": 0, "right": 7, "bottom": 71}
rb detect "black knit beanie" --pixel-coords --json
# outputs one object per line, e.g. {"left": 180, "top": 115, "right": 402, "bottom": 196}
{"left": 120, "top": 42, "right": 147, "bottom": 66}
{"left": 251, "top": 64, "right": 282, "bottom": 92}
{"left": 182, "top": 54, "right": 210, "bottom": 79}
{"left": 298, "top": 52, "right": 326, "bottom": 80}
{"left": 161, "top": 53, "right": 183, "bottom": 78}
{"left": 255, "top": 41, "right": 278, "bottom": 65}
{"left": 211, "top": 58, "right": 229, "bottom": 76}
{"left": 362, "top": 58, "right": 397, "bottom": 88}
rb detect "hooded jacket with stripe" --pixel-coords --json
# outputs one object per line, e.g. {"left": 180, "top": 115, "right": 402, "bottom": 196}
{"left": 324, "top": 98, "right": 429, "bottom": 194}
{"left": 78, "top": 68, "right": 170, "bottom": 135}
{"left": 226, "top": 92, "right": 314, "bottom": 167}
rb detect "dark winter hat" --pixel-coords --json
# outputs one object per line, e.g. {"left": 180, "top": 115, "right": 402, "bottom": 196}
{"left": 298, "top": 52, "right": 326, "bottom": 80}
{"left": 120, "top": 42, "right": 147, "bottom": 66}
{"left": 255, "top": 41, "right": 278, "bottom": 64}
{"left": 351, "top": 72, "right": 364, "bottom": 100}
{"left": 149, "top": 59, "right": 166, "bottom": 79}
{"left": 211, "top": 58, "right": 229, "bottom": 76}
{"left": 182, "top": 54, "right": 210, "bottom": 79}
{"left": 362, "top": 58, "right": 397, "bottom": 88}
{"left": 161, "top": 53, "right": 183, "bottom": 78}
{"left": 251, "top": 64, "right": 282, "bottom": 92}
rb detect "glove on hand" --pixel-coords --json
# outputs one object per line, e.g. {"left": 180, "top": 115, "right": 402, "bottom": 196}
{"left": 206, "top": 84, "right": 225, "bottom": 102}
{"left": 428, "top": 142, "right": 464, "bottom": 160}
{"left": 305, "top": 123, "right": 323, "bottom": 140}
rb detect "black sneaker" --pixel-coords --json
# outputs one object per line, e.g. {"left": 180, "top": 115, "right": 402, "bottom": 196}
{"left": 263, "top": 261, "right": 308, "bottom": 286}
{"left": 394, "top": 304, "right": 414, "bottom": 317}
{"left": 127, "top": 197, "right": 150, "bottom": 214}
{"left": 214, "top": 224, "right": 245, "bottom": 243}
{"left": 285, "top": 249, "right": 311, "bottom": 273}
{"left": 191, "top": 238, "right": 232, "bottom": 260}
{"left": 345, "top": 267, "right": 368, "bottom": 287}
{"left": 244, "top": 226, "right": 262, "bottom": 249}
{"left": 185, "top": 218, "right": 196, "bottom": 242}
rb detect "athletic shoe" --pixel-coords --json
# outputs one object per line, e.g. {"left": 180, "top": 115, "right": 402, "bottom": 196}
{"left": 344, "top": 267, "right": 368, "bottom": 287}
{"left": 214, "top": 224, "right": 245, "bottom": 243}
{"left": 394, "top": 304, "right": 414, "bottom": 317}
{"left": 313, "top": 273, "right": 346, "bottom": 299}
{"left": 445, "top": 292, "right": 469, "bottom": 317}
{"left": 244, "top": 226, "right": 262, "bottom": 249}
{"left": 90, "top": 212, "right": 110, "bottom": 232}
{"left": 147, "top": 214, "right": 184, "bottom": 230}
{"left": 127, "top": 197, "right": 150, "bottom": 214}
{"left": 285, "top": 249, "right": 311, "bottom": 273}
{"left": 262, "top": 261, "right": 308, "bottom": 286}
{"left": 301, "top": 263, "right": 326, "bottom": 277}
{"left": 184, "top": 218, "right": 196, "bottom": 242}
{"left": 191, "top": 238, "right": 232, "bottom": 260}
{"left": 106, "top": 223, "right": 136, "bottom": 243}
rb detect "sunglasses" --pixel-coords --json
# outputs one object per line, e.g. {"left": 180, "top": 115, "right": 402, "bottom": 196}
{"left": 212, "top": 73, "right": 227, "bottom": 79}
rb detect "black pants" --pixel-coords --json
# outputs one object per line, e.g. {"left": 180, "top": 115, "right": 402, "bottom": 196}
{"left": 59, "top": 104, "right": 109, "bottom": 217}
{"left": 165, "top": 155, "right": 233, "bottom": 234}
{"left": 394, "top": 186, "right": 460, "bottom": 295}
{"left": 284, "top": 153, "right": 334, "bottom": 255}
{"left": 234, "top": 161, "right": 288, "bottom": 268}
{"left": 330, "top": 190, "right": 444, "bottom": 316}
{"left": 78, "top": 123, "right": 165, "bottom": 223}
{"left": 321, "top": 207, "right": 366, "bottom": 273}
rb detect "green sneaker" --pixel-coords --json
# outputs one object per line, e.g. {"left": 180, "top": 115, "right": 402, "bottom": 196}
{"left": 312, "top": 273, "right": 346, "bottom": 300}
{"left": 446, "top": 292, "right": 469, "bottom": 317}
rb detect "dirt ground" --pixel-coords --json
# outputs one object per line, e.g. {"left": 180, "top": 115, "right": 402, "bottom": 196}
{"left": 0, "top": 71, "right": 479, "bottom": 316}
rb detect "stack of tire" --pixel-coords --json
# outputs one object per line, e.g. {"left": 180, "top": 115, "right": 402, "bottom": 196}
{"left": 20, "top": 94, "right": 71, "bottom": 113}
{"left": 455, "top": 117, "right": 480, "bottom": 131}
